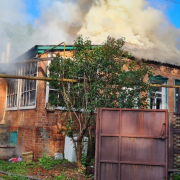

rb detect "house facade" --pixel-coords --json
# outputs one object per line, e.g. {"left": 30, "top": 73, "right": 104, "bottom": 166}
{"left": 0, "top": 45, "right": 180, "bottom": 159}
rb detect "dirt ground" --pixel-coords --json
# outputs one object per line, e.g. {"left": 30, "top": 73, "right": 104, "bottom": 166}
{"left": 27, "top": 162, "right": 92, "bottom": 180}
{"left": 0, "top": 161, "right": 94, "bottom": 180}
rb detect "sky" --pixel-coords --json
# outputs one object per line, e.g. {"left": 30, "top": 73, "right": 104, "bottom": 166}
{"left": 148, "top": 0, "right": 180, "bottom": 28}
{"left": 22, "top": 0, "right": 180, "bottom": 29}
{"left": 25, "top": 0, "right": 180, "bottom": 28}
{"left": 1, "top": 0, "right": 180, "bottom": 63}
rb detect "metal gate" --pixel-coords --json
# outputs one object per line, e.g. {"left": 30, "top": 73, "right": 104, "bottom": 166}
{"left": 95, "top": 108, "right": 168, "bottom": 180}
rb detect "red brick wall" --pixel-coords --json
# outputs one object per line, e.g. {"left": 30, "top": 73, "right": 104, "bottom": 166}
{"left": 0, "top": 51, "right": 180, "bottom": 159}
{"left": 144, "top": 62, "right": 180, "bottom": 112}
{"left": 0, "top": 78, "right": 6, "bottom": 121}
{"left": 1, "top": 51, "right": 73, "bottom": 159}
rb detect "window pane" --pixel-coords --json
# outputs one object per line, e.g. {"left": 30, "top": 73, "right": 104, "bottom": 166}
{"left": 6, "top": 80, "right": 18, "bottom": 108}
{"left": 20, "top": 62, "right": 37, "bottom": 108}
{"left": 30, "top": 91, "right": 36, "bottom": 106}
{"left": 150, "top": 81, "right": 166, "bottom": 110}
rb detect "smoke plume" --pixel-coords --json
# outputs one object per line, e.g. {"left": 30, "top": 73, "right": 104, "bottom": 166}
{"left": 0, "top": 0, "right": 180, "bottom": 65}
{"left": 78, "top": 0, "right": 180, "bottom": 64}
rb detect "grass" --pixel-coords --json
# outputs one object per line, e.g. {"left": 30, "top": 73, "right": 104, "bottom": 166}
{"left": 0, "top": 160, "right": 36, "bottom": 175}
{"left": 38, "top": 152, "right": 69, "bottom": 170}
{"left": 0, "top": 175, "right": 28, "bottom": 180}
{"left": 0, "top": 153, "right": 94, "bottom": 180}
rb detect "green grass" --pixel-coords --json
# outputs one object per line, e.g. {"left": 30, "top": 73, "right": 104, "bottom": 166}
{"left": 54, "top": 172, "right": 74, "bottom": 180}
{"left": 0, "top": 175, "right": 28, "bottom": 180}
{"left": 0, "top": 160, "right": 36, "bottom": 175}
{"left": 38, "top": 152, "right": 69, "bottom": 170}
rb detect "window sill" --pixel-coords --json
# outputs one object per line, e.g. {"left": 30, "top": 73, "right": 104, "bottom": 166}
{"left": 19, "top": 106, "right": 36, "bottom": 110}
{"left": 6, "top": 107, "right": 18, "bottom": 111}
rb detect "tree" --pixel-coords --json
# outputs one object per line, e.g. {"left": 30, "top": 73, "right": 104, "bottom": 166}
{"left": 48, "top": 36, "right": 154, "bottom": 170}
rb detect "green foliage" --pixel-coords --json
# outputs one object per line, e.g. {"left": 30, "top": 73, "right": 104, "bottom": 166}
{"left": 54, "top": 172, "right": 66, "bottom": 180}
{"left": 0, "top": 160, "right": 34, "bottom": 175}
{"left": 54, "top": 172, "right": 74, "bottom": 180}
{"left": 85, "top": 173, "right": 94, "bottom": 179}
{"left": 81, "top": 153, "right": 88, "bottom": 167}
{"left": 48, "top": 36, "right": 153, "bottom": 111}
{"left": 174, "top": 173, "right": 180, "bottom": 180}
{"left": 54, "top": 172, "right": 73, "bottom": 180}
{"left": 38, "top": 152, "right": 68, "bottom": 170}
{"left": 48, "top": 36, "right": 154, "bottom": 167}
{"left": 1, "top": 175, "right": 27, "bottom": 180}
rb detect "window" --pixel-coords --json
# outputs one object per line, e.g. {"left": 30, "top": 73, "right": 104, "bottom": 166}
{"left": 175, "top": 79, "right": 180, "bottom": 112}
{"left": 6, "top": 80, "right": 18, "bottom": 110}
{"left": 46, "top": 82, "right": 66, "bottom": 110}
{"left": 118, "top": 71, "right": 140, "bottom": 108}
{"left": 119, "top": 87, "right": 139, "bottom": 108}
{"left": 45, "top": 57, "right": 71, "bottom": 110}
{"left": 149, "top": 75, "right": 168, "bottom": 109}
{"left": 20, "top": 63, "right": 37, "bottom": 108}
{"left": 6, "top": 62, "right": 38, "bottom": 110}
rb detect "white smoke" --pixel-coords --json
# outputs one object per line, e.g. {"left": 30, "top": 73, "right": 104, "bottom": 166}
{"left": 32, "top": 0, "right": 84, "bottom": 44}
{"left": 78, "top": 0, "right": 180, "bottom": 63}
{"left": 0, "top": 0, "right": 180, "bottom": 64}
{"left": 0, "top": 0, "right": 34, "bottom": 62}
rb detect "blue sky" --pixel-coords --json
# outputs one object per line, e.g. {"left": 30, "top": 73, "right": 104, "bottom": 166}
{"left": 25, "top": 0, "right": 180, "bottom": 28}
{"left": 25, "top": 0, "right": 40, "bottom": 23}
{"left": 148, "top": 0, "right": 180, "bottom": 28}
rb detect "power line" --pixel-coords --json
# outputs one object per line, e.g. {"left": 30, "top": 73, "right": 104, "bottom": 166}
{"left": 164, "top": 0, "right": 180, "bottom": 4}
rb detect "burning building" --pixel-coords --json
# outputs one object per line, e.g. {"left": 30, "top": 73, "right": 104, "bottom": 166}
{"left": 0, "top": 0, "right": 180, "bottom": 160}
{"left": 0, "top": 44, "right": 180, "bottom": 159}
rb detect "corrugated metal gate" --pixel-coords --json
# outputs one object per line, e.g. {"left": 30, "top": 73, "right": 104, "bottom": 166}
{"left": 95, "top": 108, "right": 168, "bottom": 180}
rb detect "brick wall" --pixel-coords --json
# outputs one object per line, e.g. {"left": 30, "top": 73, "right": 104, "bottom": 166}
{"left": 3, "top": 51, "right": 73, "bottom": 159}
{"left": 144, "top": 62, "right": 180, "bottom": 112}
{"left": 0, "top": 51, "right": 180, "bottom": 159}
{"left": 0, "top": 78, "right": 6, "bottom": 121}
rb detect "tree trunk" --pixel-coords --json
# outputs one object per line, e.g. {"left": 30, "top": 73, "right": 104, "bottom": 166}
{"left": 86, "top": 135, "right": 95, "bottom": 165}
{"left": 76, "top": 139, "right": 83, "bottom": 170}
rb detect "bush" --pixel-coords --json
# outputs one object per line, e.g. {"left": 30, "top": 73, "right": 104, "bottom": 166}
{"left": 174, "top": 173, "right": 180, "bottom": 180}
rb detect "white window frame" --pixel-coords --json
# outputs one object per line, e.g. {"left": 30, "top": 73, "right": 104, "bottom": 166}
{"left": 149, "top": 76, "right": 168, "bottom": 110}
{"left": 150, "top": 83, "right": 166, "bottom": 109}
{"left": 6, "top": 79, "right": 19, "bottom": 110}
{"left": 19, "top": 62, "right": 38, "bottom": 110}
{"left": 6, "top": 62, "right": 38, "bottom": 110}
{"left": 45, "top": 59, "right": 67, "bottom": 110}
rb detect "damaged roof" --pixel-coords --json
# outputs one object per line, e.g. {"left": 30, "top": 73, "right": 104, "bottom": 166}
{"left": 13, "top": 45, "right": 75, "bottom": 62}
{"left": 124, "top": 42, "right": 180, "bottom": 66}
{"left": 2, "top": 44, "right": 180, "bottom": 68}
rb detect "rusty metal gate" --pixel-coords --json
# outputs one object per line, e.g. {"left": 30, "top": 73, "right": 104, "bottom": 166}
{"left": 95, "top": 108, "right": 168, "bottom": 180}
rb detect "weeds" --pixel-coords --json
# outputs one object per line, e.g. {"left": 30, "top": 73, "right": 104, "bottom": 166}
{"left": 0, "top": 160, "right": 35, "bottom": 175}
{"left": 38, "top": 152, "right": 69, "bottom": 170}
{"left": 81, "top": 153, "right": 88, "bottom": 167}
{"left": 54, "top": 172, "right": 73, "bottom": 180}
{"left": 0, "top": 153, "right": 92, "bottom": 179}
{"left": 174, "top": 173, "right": 180, "bottom": 180}
{"left": 1, "top": 175, "right": 28, "bottom": 180}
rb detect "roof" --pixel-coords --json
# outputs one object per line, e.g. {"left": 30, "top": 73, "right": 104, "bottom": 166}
{"left": 7, "top": 44, "right": 180, "bottom": 68}
{"left": 124, "top": 43, "right": 180, "bottom": 66}
{"left": 13, "top": 45, "right": 75, "bottom": 62}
